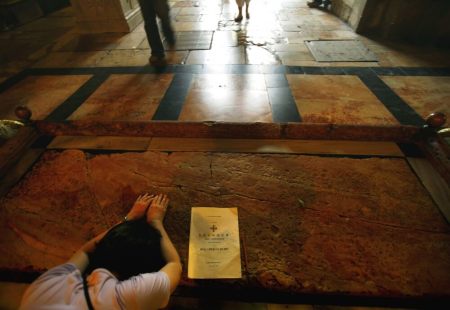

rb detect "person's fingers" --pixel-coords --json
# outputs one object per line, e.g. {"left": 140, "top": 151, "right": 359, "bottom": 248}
{"left": 162, "top": 196, "right": 168, "bottom": 208}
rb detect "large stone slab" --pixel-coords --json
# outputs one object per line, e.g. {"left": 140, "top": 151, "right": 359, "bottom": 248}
{"left": 0, "top": 150, "right": 449, "bottom": 299}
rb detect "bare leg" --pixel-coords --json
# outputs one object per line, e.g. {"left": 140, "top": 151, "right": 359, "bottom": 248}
{"left": 245, "top": 0, "right": 250, "bottom": 19}
{"left": 235, "top": 0, "right": 244, "bottom": 22}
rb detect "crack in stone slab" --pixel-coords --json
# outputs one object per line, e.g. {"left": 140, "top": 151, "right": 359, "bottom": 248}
{"left": 303, "top": 206, "right": 450, "bottom": 235}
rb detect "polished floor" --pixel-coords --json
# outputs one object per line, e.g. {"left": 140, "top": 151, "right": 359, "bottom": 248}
{"left": 1, "top": 1, "right": 450, "bottom": 309}
{"left": 0, "top": 0, "right": 449, "bottom": 127}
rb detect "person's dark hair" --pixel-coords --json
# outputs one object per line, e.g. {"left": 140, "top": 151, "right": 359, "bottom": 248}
{"left": 87, "top": 219, "right": 165, "bottom": 280}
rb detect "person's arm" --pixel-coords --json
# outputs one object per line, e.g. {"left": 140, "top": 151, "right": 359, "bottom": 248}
{"left": 67, "top": 193, "right": 155, "bottom": 273}
{"left": 146, "top": 194, "right": 182, "bottom": 293}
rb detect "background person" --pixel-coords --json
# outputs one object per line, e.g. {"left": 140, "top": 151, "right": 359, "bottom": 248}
{"left": 307, "top": 0, "right": 331, "bottom": 9}
{"left": 235, "top": 0, "right": 250, "bottom": 22}
{"left": 139, "top": 0, "right": 176, "bottom": 66}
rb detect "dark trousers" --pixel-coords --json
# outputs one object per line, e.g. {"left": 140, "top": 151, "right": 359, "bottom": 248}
{"left": 138, "top": 0, "right": 175, "bottom": 57}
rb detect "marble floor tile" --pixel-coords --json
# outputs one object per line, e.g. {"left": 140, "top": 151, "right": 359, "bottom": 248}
{"left": 271, "top": 43, "right": 310, "bottom": 52}
{"left": 33, "top": 51, "right": 109, "bottom": 68}
{"left": 287, "top": 75, "right": 399, "bottom": 125}
{"left": 54, "top": 32, "right": 146, "bottom": 52}
{"left": 212, "top": 31, "right": 238, "bottom": 48}
{"left": 0, "top": 75, "right": 92, "bottom": 120}
{"left": 278, "top": 51, "right": 316, "bottom": 65}
{"left": 381, "top": 76, "right": 450, "bottom": 126}
{"left": 246, "top": 46, "right": 281, "bottom": 65}
{"left": 16, "top": 16, "right": 75, "bottom": 32}
{"left": 191, "top": 74, "right": 267, "bottom": 91}
{"left": 174, "top": 14, "right": 202, "bottom": 22}
{"left": 173, "top": 21, "right": 218, "bottom": 31}
{"left": 54, "top": 33, "right": 125, "bottom": 52}
{"left": 185, "top": 46, "right": 245, "bottom": 64}
{"left": 179, "top": 88, "right": 272, "bottom": 122}
{"left": 95, "top": 49, "right": 150, "bottom": 66}
{"left": 69, "top": 74, "right": 173, "bottom": 121}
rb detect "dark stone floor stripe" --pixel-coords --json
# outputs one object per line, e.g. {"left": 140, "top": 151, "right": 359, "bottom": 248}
{"left": 358, "top": 72, "right": 425, "bottom": 126}
{"left": 302, "top": 66, "right": 324, "bottom": 75}
{"left": 286, "top": 66, "right": 304, "bottom": 74}
{"left": 260, "top": 65, "right": 286, "bottom": 74}
{"left": 397, "top": 143, "right": 425, "bottom": 158}
{"left": 267, "top": 76, "right": 302, "bottom": 122}
{"left": 14, "top": 66, "right": 450, "bottom": 78}
{"left": 371, "top": 67, "right": 405, "bottom": 76}
{"left": 400, "top": 67, "right": 450, "bottom": 76}
{"left": 31, "top": 136, "right": 54, "bottom": 149}
{"left": 265, "top": 74, "right": 289, "bottom": 88}
{"left": 45, "top": 73, "right": 109, "bottom": 122}
{"left": 152, "top": 73, "right": 193, "bottom": 120}
{"left": 0, "top": 70, "right": 29, "bottom": 94}
{"left": 228, "top": 64, "right": 261, "bottom": 74}
{"left": 322, "top": 67, "right": 346, "bottom": 75}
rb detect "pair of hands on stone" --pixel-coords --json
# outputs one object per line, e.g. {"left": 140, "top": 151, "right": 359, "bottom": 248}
{"left": 126, "top": 193, "right": 169, "bottom": 223}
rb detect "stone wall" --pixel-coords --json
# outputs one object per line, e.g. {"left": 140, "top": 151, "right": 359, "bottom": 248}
{"left": 69, "top": 0, "right": 142, "bottom": 33}
{"left": 332, "top": 0, "right": 450, "bottom": 46}
{"left": 331, "top": 0, "right": 367, "bottom": 30}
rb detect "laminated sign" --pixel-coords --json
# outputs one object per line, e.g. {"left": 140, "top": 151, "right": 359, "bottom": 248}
{"left": 188, "top": 207, "right": 242, "bottom": 279}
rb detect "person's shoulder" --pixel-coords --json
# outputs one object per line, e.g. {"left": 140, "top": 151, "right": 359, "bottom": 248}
{"left": 123, "top": 271, "right": 170, "bottom": 288}
{"left": 88, "top": 268, "right": 119, "bottom": 282}
{"left": 117, "top": 272, "right": 171, "bottom": 309}
{"left": 117, "top": 271, "right": 170, "bottom": 295}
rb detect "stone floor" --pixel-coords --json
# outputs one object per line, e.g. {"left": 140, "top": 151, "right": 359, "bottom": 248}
{"left": 1, "top": 0, "right": 450, "bottom": 309}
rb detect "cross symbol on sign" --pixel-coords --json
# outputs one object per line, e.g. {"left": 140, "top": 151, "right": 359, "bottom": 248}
{"left": 210, "top": 225, "right": 218, "bottom": 232}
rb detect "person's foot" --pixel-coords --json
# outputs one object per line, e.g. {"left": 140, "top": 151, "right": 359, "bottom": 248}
{"left": 167, "top": 42, "right": 176, "bottom": 51}
{"left": 149, "top": 55, "right": 167, "bottom": 67}
{"left": 166, "top": 37, "right": 176, "bottom": 50}
{"left": 307, "top": 0, "right": 321, "bottom": 8}
{"left": 234, "top": 15, "right": 243, "bottom": 22}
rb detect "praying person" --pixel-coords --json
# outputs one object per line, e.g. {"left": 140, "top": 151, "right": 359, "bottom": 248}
{"left": 139, "top": 0, "right": 176, "bottom": 66}
{"left": 19, "top": 193, "right": 181, "bottom": 310}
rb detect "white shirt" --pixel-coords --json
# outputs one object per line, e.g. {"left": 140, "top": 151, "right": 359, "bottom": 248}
{"left": 19, "top": 263, "right": 170, "bottom": 310}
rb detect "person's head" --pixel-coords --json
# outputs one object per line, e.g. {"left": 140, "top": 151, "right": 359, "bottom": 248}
{"left": 87, "top": 219, "right": 165, "bottom": 280}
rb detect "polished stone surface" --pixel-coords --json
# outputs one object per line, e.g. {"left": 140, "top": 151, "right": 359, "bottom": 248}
{"left": 1, "top": 150, "right": 449, "bottom": 298}
{"left": 287, "top": 75, "right": 399, "bottom": 125}
{"left": 180, "top": 74, "right": 271, "bottom": 122}
{"left": 0, "top": 75, "right": 92, "bottom": 120}
{"left": 1, "top": 1, "right": 450, "bottom": 307}
{"left": 381, "top": 76, "right": 450, "bottom": 126}
{"left": 1, "top": 0, "right": 450, "bottom": 76}
{"left": 69, "top": 74, "right": 174, "bottom": 120}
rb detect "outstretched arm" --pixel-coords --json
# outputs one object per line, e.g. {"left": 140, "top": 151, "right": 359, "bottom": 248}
{"left": 147, "top": 194, "right": 182, "bottom": 293}
{"left": 67, "top": 194, "right": 155, "bottom": 273}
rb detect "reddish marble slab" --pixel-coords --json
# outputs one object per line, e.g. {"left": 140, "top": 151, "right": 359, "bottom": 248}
{"left": 287, "top": 75, "right": 399, "bottom": 126}
{"left": 0, "top": 150, "right": 449, "bottom": 300}
{"left": 0, "top": 75, "right": 92, "bottom": 120}
{"left": 381, "top": 76, "right": 450, "bottom": 127}
{"left": 69, "top": 74, "right": 173, "bottom": 121}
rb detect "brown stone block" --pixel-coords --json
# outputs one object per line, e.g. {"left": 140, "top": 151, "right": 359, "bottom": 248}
{"left": 1, "top": 150, "right": 449, "bottom": 300}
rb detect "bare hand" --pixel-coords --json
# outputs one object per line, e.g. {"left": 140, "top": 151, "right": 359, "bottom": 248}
{"left": 146, "top": 193, "right": 169, "bottom": 224}
{"left": 126, "top": 193, "right": 154, "bottom": 221}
